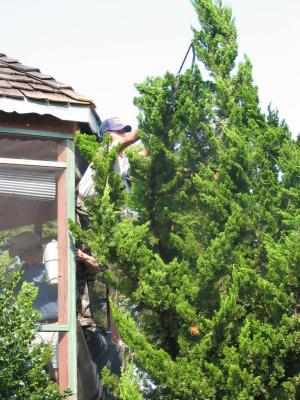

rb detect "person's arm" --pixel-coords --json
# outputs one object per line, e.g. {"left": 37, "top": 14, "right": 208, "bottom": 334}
{"left": 75, "top": 249, "right": 100, "bottom": 273}
{"left": 114, "top": 129, "right": 140, "bottom": 152}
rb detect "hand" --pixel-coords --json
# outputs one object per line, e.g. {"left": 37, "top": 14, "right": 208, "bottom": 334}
{"left": 75, "top": 248, "right": 100, "bottom": 272}
{"left": 75, "top": 248, "right": 89, "bottom": 261}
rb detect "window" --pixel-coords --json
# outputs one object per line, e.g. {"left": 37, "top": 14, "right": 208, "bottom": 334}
{"left": 0, "top": 132, "right": 73, "bottom": 389}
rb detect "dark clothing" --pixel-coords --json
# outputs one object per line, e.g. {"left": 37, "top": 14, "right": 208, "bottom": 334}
{"left": 77, "top": 323, "right": 101, "bottom": 400}
{"left": 76, "top": 195, "right": 90, "bottom": 229}
{"left": 75, "top": 196, "right": 121, "bottom": 400}
{"left": 76, "top": 196, "right": 99, "bottom": 327}
{"left": 77, "top": 324, "right": 122, "bottom": 400}
{"left": 76, "top": 259, "right": 99, "bottom": 328}
{"left": 83, "top": 327, "right": 121, "bottom": 379}
{"left": 18, "top": 262, "right": 57, "bottom": 322}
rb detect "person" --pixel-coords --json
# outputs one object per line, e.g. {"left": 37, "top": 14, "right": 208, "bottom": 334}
{"left": 9, "top": 231, "right": 59, "bottom": 381}
{"left": 101, "top": 117, "right": 140, "bottom": 192}
{"left": 77, "top": 117, "right": 140, "bottom": 197}
{"left": 75, "top": 242, "right": 103, "bottom": 400}
{"left": 75, "top": 117, "right": 139, "bottom": 399}
{"left": 75, "top": 204, "right": 122, "bottom": 400}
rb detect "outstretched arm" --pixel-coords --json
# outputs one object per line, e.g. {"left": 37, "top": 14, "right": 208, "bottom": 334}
{"left": 111, "top": 129, "right": 140, "bottom": 152}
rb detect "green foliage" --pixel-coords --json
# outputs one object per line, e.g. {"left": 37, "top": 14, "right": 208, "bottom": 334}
{"left": 102, "top": 361, "right": 143, "bottom": 400}
{"left": 75, "top": 0, "right": 300, "bottom": 398}
{"left": 0, "top": 255, "right": 70, "bottom": 399}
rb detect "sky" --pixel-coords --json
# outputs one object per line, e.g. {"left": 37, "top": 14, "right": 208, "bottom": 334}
{"left": 1, "top": 0, "right": 300, "bottom": 136}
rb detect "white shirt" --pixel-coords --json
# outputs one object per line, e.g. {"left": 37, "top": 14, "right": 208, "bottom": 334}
{"left": 77, "top": 134, "right": 131, "bottom": 198}
{"left": 111, "top": 134, "right": 130, "bottom": 179}
{"left": 77, "top": 164, "right": 96, "bottom": 199}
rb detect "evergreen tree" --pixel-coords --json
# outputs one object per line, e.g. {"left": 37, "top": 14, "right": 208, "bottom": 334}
{"left": 75, "top": 0, "right": 300, "bottom": 398}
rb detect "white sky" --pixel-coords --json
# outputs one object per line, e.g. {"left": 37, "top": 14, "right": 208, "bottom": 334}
{"left": 1, "top": 0, "right": 299, "bottom": 136}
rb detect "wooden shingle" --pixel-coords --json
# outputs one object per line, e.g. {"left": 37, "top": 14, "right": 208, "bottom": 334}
{"left": 11, "top": 81, "right": 34, "bottom": 90}
{"left": 0, "top": 87, "right": 24, "bottom": 98}
{"left": 0, "top": 80, "right": 12, "bottom": 88}
{"left": 0, "top": 53, "right": 95, "bottom": 105}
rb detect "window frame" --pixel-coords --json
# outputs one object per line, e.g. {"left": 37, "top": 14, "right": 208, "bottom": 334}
{"left": 0, "top": 128, "right": 77, "bottom": 396}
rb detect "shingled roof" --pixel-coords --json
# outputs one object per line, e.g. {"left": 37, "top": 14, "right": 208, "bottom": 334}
{"left": 0, "top": 53, "right": 95, "bottom": 105}
{"left": 0, "top": 53, "right": 100, "bottom": 132}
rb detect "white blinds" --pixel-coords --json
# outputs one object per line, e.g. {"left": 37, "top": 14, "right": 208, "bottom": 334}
{"left": 0, "top": 169, "right": 57, "bottom": 200}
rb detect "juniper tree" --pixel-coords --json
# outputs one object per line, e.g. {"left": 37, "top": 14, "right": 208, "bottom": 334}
{"left": 75, "top": 0, "right": 300, "bottom": 398}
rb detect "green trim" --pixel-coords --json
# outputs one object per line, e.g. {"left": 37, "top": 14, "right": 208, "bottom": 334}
{"left": 37, "top": 324, "right": 69, "bottom": 332}
{"left": 67, "top": 139, "right": 77, "bottom": 398}
{"left": 0, "top": 126, "right": 73, "bottom": 139}
{"left": 75, "top": 166, "right": 82, "bottom": 179}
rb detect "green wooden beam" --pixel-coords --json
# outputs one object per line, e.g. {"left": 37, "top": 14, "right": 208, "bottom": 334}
{"left": 0, "top": 127, "right": 73, "bottom": 139}
{"left": 67, "top": 139, "right": 77, "bottom": 398}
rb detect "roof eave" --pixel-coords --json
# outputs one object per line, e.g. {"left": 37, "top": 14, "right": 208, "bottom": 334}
{"left": 0, "top": 97, "right": 100, "bottom": 134}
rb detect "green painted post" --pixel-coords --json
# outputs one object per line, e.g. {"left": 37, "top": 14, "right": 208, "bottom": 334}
{"left": 67, "top": 139, "right": 77, "bottom": 398}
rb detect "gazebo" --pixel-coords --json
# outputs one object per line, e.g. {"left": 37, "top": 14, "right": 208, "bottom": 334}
{"left": 0, "top": 53, "right": 100, "bottom": 396}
